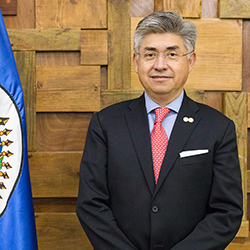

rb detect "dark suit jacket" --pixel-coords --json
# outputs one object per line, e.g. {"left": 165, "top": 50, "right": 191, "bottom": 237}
{"left": 76, "top": 92, "right": 243, "bottom": 250}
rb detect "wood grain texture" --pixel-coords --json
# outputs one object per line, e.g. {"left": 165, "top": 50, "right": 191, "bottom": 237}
{"left": 36, "top": 52, "right": 80, "bottom": 67}
{"left": 81, "top": 30, "right": 108, "bottom": 65}
{"left": 226, "top": 234, "right": 250, "bottom": 250}
{"left": 154, "top": 0, "right": 164, "bottom": 11}
{"left": 248, "top": 194, "right": 250, "bottom": 224}
{"left": 204, "top": 92, "right": 223, "bottom": 113}
{"left": 242, "top": 21, "right": 250, "bottom": 92}
{"left": 235, "top": 220, "right": 249, "bottom": 238}
{"left": 248, "top": 93, "right": 250, "bottom": 128}
{"left": 101, "top": 90, "right": 143, "bottom": 109}
{"left": 36, "top": 0, "right": 106, "bottom": 29}
{"left": 201, "top": 0, "right": 222, "bottom": 119}
{"left": 101, "top": 66, "right": 108, "bottom": 90}
{"left": 163, "top": 0, "right": 202, "bottom": 18}
{"left": 178, "top": 18, "right": 242, "bottom": 91}
{"left": 36, "top": 66, "right": 100, "bottom": 112}
{"left": 108, "top": 0, "right": 131, "bottom": 90}
{"left": 223, "top": 92, "right": 248, "bottom": 224}
{"left": 35, "top": 213, "right": 92, "bottom": 250}
{"left": 201, "top": 0, "right": 218, "bottom": 18}
{"left": 185, "top": 90, "right": 205, "bottom": 103}
{"left": 29, "top": 152, "right": 82, "bottom": 197}
{"left": 3, "top": 0, "right": 34, "bottom": 28}
{"left": 248, "top": 132, "right": 250, "bottom": 171}
{"left": 33, "top": 198, "right": 77, "bottom": 213}
{"left": 131, "top": 0, "right": 154, "bottom": 17}
{"left": 8, "top": 28, "right": 81, "bottom": 51}
{"left": 36, "top": 113, "right": 92, "bottom": 152}
{"left": 248, "top": 170, "right": 250, "bottom": 193}
{"left": 0, "top": 0, "right": 17, "bottom": 15}
{"left": 14, "top": 51, "right": 36, "bottom": 152}
{"left": 131, "top": 18, "right": 242, "bottom": 91}
{"left": 220, "top": 0, "right": 250, "bottom": 18}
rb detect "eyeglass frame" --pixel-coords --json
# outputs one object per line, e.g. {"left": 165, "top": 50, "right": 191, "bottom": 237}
{"left": 134, "top": 49, "right": 195, "bottom": 63}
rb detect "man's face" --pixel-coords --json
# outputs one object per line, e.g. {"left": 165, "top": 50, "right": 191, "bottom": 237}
{"left": 133, "top": 33, "right": 196, "bottom": 106}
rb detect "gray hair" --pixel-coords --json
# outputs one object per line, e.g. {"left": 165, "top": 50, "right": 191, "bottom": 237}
{"left": 134, "top": 11, "right": 197, "bottom": 53}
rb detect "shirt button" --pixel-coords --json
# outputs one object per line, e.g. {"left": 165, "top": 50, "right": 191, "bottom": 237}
{"left": 152, "top": 206, "right": 159, "bottom": 213}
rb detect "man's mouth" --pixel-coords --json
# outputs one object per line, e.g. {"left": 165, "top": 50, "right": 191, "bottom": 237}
{"left": 151, "top": 75, "right": 172, "bottom": 79}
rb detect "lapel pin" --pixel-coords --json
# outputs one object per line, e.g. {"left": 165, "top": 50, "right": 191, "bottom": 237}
{"left": 183, "top": 117, "right": 194, "bottom": 123}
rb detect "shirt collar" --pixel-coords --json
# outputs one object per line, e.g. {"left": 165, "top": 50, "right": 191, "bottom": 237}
{"left": 144, "top": 90, "right": 184, "bottom": 114}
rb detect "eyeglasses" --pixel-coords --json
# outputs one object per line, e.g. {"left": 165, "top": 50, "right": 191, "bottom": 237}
{"left": 135, "top": 50, "right": 194, "bottom": 62}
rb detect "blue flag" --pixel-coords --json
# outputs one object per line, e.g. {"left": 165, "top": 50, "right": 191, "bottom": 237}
{"left": 0, "top": 11, "right": 38, "bottom": 250}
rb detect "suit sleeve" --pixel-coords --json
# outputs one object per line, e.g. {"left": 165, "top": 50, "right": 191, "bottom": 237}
{"left": 76, "top": 112, "right": 138, "bottom": 250}
{"left": 170, "top": 120, "right": 243, "bottom": 250}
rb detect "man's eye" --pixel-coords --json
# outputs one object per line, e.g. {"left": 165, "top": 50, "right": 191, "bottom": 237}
{"left": 144, "top": 52, "right": 156, "bottom": 59}
{"left": 168, "top": 52, "right": 178, "bottom": 58}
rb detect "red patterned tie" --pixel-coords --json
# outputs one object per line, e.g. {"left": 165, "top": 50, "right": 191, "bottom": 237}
{"left": 151, "top": 108, "right": 171, "bottom": 184}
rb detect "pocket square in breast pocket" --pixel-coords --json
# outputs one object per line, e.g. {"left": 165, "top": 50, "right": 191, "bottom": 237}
{"left": 179, "top": 149, "right": 209, "bottom": 158}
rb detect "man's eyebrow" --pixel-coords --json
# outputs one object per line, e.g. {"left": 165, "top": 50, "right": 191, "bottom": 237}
{"left": 144, "top": 47, "right": 157, "bottom": 51}
{"left": 143, "top": 45, "right": 180, "bottom": 51}
{"left": 166, "top": 45, "right": 180, "bottom": 50}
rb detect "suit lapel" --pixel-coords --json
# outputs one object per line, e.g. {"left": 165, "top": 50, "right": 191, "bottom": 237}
{"left": 124, "top": 94, "right": 155, "bottom": 195}
{"left": 153, "top": 94, "right": 202, "bottom": 197}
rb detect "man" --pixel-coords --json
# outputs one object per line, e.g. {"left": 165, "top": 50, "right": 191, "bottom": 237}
{"left": 76, "top": 11, "right": 243, "bottom": 250}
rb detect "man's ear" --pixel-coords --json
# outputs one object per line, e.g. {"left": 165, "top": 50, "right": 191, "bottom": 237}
{"left": 133, "top": 53, "right": 139, "bottom": 74}
{"left": 188, "top": 52, "right": 196, "bottom": 73}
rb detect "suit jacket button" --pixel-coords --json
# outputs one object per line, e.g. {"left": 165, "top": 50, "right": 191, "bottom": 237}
{"left": 152, "top": 206, "right": 159, "bottom": 213}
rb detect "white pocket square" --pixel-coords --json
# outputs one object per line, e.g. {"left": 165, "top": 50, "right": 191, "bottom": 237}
{"left": 179, "top": 149, "right": 209, "bottom": 158}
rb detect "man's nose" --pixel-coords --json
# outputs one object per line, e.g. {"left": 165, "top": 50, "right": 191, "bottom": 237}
{"left": 153, "top": 54, "right": 168, "bottom": 71}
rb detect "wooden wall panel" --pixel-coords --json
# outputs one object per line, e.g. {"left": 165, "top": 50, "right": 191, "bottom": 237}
{"left": 187, "top": 19, "right": 241, "bottom": 91}
{"left": 101, "top": 90, "right": 143, "bottom": 108}
{"left": 108, "top": 0, "right": 131, "bottom": 90}
{"left": 202, "top": 0, "right": 218, "bottom": 18}
{"left": 204, "top": 92, "right": 223, "bottom": 113}
{"left": 36, "top": 0, "right": 107, "bottom": 29}
{"left": 201, "top": 0, "right": 223, "bottom": 116}
{"left": 248, "top": 170, "right": 250, "bottom": 193}
{"left": 186, "top": 90, "right": 205, "bottom": 103}
{"left": 131, "top": 18, "right": 242, "bottom": 91}
{"left": 235, "top": 221, "right": 250, "bottom": 238}
{"left": 248, "top": 94, "right": 250, "bottom": 128}
{"left": 36, "top": 52, "right": 80, "bottom": 67}
{"left": 0, "top": 0, "right": 17, "bottom": 15}
{"left": 154, "top": 0, "right": 164, "bottom": 11}
{"left": 220, "top": 0, "right": 250, "bottom": 18}
{"left": 223, "top": 93, "right": 248, "bottom": 224}
{"left": 81, "top": 30, "right": 108, "bottom": 65}
{"left": 242, "top": 21, "right": 250, "bottom": 92}
{"left": 3, "top": 0, "right": 34, "bottom": 28}
{"left": 162, "top": 0, "right": 202, "bottom": 18}
{"left": 8, "top": 28, "right": 81, "bottom": 51}
{"left": 33, "top": 198, "right": 77, "bottom": 213}
{"left": 36, "top": 66, "right": 100, "bottom": 112}
{"left": 35, "top": 213, "right": 92, "bottom": 250}
{"left": 14, "top": 51, "right": 36, "bottom": 152}
{"left": 2, "top": 0, "right": 249, "bottom": 248}
{"left": 227, "top": 235, "right": 250, "bottom": 250}
{"left": 36, "top": 113, "right": 92, "bottom": 152}
{"left": 131, "top": 0, "right": 154, "bottom": 17}
{"left": 201, "top": 0, "right": 223, "bottom": 118}
{"left": 29, "top": 152, "right": 82, "bottom": 197}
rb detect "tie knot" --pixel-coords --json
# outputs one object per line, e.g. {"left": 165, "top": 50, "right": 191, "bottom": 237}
{"left": 154, "top": 108, "right": 171, "bottom": 124}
